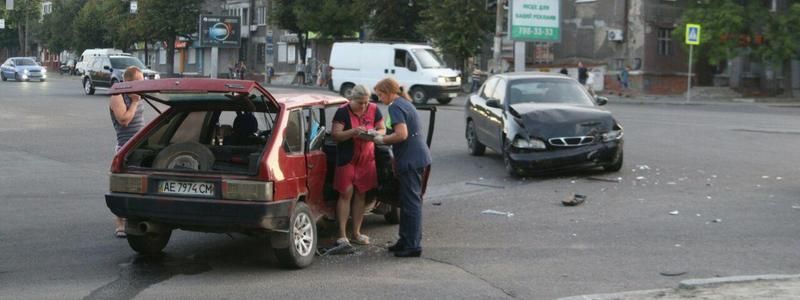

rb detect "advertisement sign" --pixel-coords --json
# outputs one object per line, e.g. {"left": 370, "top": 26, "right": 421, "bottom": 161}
{"left": 198, "top": 15, "right": 241, "bottom": 48}
{"left": 686, "top": 24, "right": 701, "bottom": 45}
{"left": 510, "top": 0, "right": 560, "bottom": 42}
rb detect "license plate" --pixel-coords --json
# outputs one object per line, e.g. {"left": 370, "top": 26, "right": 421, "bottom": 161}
{"left": 448, "top": 93, "right": 457, "bottom": 98}
{"left": 158, "top": 180, "right": 215, "bottom": 196}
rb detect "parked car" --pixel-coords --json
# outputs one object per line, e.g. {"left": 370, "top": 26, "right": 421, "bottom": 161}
{"left": 330, "top": 42, "right": 461, "bottom": 105}
{"left": 1, "top": 57, "right": 47, "bottom": 82}
{"left": 82, "top": 54, "right": 160, "bottom": 95}
{"left": 465, "top": 72, "right": 624, "bottom": 176}
{"left": 105, "top": 79, "right": 435, "bottom": 268}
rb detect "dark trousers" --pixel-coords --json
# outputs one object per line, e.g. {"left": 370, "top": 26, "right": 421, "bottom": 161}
{"left": 397, "top": 167, "right": 424, "bottom": 251}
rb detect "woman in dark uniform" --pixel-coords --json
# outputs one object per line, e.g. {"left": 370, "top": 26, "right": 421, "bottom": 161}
{"left": 372, "top": 78, "right": 432, "bottom": 258}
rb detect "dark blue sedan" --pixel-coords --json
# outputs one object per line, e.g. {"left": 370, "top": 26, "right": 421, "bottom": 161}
{"left": 1, "top": 57, "right": 47, "bottom": 82}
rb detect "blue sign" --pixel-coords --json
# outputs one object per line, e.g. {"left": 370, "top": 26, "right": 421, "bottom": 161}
{"left": 198, "top": 15, "right": 241, "bottom": 48}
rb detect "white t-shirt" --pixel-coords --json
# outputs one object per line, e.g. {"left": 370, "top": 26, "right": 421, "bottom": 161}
{"left": 586, "top": 72, "right": 594, "bottom": 86}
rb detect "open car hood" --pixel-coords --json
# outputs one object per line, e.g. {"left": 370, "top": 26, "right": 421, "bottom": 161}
{"left": 110, "top": 78, "right": 279, "bottom": 108}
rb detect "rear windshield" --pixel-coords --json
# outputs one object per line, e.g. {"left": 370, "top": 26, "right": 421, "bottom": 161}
{"left": 123, "top": 92, "right": 279, "bottom": 175}
{"left": 110, "top": 56, "right": 146, "bottom": 69}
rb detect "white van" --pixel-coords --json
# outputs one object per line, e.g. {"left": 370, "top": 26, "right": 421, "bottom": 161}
{"left": 75, "top": 48, "right": 124, "bottom": 75}
{"left": 330, "top": 42, "right": 461, "bottom": 105}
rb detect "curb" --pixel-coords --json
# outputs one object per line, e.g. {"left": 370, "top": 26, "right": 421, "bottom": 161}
{"left": 557, "top": 274, "right": 800, "bottom": 300}
{"left": 678, "top": 274, "right": 800, "bottom": 289}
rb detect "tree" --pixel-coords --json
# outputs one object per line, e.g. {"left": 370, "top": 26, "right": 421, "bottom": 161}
{"left": 71, "top": 0, "right": 113, "bottom": 53}
{"left": 676, "top": 0, "right": 800, "bottom": 97}
{"left": 133, "top": 0, "right": 202, "bottom": 75}
{"left": 39, "top": 0, "right": 86, "bottom": 53}
{"left": 294, "top": 0, "right": 362, "bottom": 39}
{"left": 2, "top": 0, "right": 42, "bottom": 56}
{"left": 356, "top": 0, "right": 426, "bottom": 41}
{"left": 272, "top": 0, "right": 307, "bottom": 63}
{"left": 418, "top": 0, "right": 492, "bottom": 74}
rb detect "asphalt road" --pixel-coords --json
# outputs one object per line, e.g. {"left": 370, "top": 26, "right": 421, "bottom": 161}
{"left": 1, "top": 75, "right": 799, "bottom": 299}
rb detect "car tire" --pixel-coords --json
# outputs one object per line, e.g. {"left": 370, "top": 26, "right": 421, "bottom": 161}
{"left": 83, "top": 78, "right": 95, "bottom": 95}
{"left": 436, "top": 98, "right": 452, "bottom": 105}
{"left": 15, "top": 72, "right": 21, "bottom": 82}
{"left": 273, "top": 202, "right": 316, "bottom": 269}
{"left": 1, "top": 72, "right": 6, "bottom": 81}
{"left": 152, "top": 142, "right": 215, "bottom": 171}
{"left": 340, "top": 83, "right": 355, "bottom": 98}
{"left": 384, "top": 205, "right": 400, "bottom": 224}
{"left": 409, "top": 86, "right": 428, "bottom": 105}
{"left": 127, "top": 227, "right": 172, "bottom": 256}
{"left": 603, "top": 150, "right": 624, "bottom": 172}
{"left": 503, "top": 140, "right": 524, "bottom": 177}
{"left": 466, "top": 120, "right": 486, "bottom": 156}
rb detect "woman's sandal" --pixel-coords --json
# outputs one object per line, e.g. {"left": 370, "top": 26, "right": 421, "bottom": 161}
{"left": 351, "top": 234, "right": 370, "bottom": 245}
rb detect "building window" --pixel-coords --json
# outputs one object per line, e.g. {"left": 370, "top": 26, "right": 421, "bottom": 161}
{"left": 533, "top": 42, "right": 553, "bottom": 64}
{"left": 42, "top": 2, "right": 53, "bottom": 15}
{"left": 188, "top": 48, "right": 197, "bottom": 64}
{"left": 256, "top": 6, "right": 267, "bottom": 26}
{"left": 657, "top": 28, "right": 673, "bottom": 56}
{"left": 257, "top": 43, "right": 265, "bottom": 63}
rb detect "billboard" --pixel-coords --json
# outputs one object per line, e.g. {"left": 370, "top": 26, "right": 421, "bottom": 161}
{"left": 509, "top": 0, "right": 561, "bottom": 42}
{"left": 198, "top": 15, "right": 241, "bottom": 48}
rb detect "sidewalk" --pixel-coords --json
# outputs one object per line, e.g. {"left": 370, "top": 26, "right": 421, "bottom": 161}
{"left": 602, "top": 86, "right": 800, "bottom": 107}
{"left": 559, "top": 274, "right": 800, "bottom": 300}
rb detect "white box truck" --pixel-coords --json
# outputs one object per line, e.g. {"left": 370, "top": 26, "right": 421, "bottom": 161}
{"left": 330, "top": 42, "right": 461, "bottom": 105}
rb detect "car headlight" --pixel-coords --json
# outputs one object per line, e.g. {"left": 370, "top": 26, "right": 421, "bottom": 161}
{"left": 41, "top": 68, "right": 47, "bottom": 73}
{"left": 512, "top": 137, "right": 546, "bottom": 149}
{"left": 23, "top": 69, "right": 30, "bottom": 74}
{"left": 455, "top": 77, "right": 461, "bottom": 84}
{"left": 154, "top": 73, "right": 160, "bottom": 79}
{"left": 602, "top": 130, "right": 623, "bottom": 142}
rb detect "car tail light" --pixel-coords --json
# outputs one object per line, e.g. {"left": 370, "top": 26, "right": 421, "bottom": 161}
{"left": 110, "top": 174, "right": 146, "bottom": 194}
{"left": 223, "top": 180, "right": 273, "bottom": 201}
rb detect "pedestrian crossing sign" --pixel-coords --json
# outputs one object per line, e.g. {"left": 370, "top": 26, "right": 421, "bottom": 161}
{"left": 686, "top": 24, "right": 701, "bottom": 45}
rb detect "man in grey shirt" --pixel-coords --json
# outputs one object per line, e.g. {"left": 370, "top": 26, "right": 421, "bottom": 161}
{"left": 109, "top": 66, "right": 145, "bottom": 238}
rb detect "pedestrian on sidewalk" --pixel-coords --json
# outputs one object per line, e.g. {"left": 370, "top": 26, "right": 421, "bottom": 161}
{"left": 372, "top": 78, "right": 432, "bottom": 258}
{"left": 618, "top": 65, "right": 630, "bottom": 96}
{"left": 237, "top": 61, "right": 247, "bottom": 80}
{"left": 585, "top": 68, "right": 596, "bottom": 97}
{"left": 292, "top": 62, "right": 305, "bottom": 85}
{"left": 470, "top": 65, "right": 483, "bottom": 93}
{"left": 317, "top": 60, "right": 328, "bottom": 87}
{"left": 578, "top": 61, "right": 588, "bottom": 85}
{"left": 108, "top": 67, "right": 145, "bottom": 238}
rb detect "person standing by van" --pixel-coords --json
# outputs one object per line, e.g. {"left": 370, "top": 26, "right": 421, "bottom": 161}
{"left": 331, "top": 85, "right": 385, "bottom": 248}
{"left": 109, "top": 66, "right": 145, "bottom": 238}
{"left": 372, "top": 78, "right": 432, "bottom": 258}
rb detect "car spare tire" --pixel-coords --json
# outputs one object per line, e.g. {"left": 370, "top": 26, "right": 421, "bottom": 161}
{"left": 152, "top": 142, "right": 215, "bottom": 171}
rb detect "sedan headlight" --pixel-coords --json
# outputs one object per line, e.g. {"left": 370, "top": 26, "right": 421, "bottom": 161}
{"left": 41, "top": 68, "right": 47, "bottom": 73}
{"left": 512, "top": 137, "right": 546, "bottom": 149}
{"left": 602, "top": 123, "right": 624, "bottom": 142}
{"left": 23, "top": 69, "right": 30, "bottom": 74}
{"left": 154, "top": 73, "right": 160, "bottom": 79}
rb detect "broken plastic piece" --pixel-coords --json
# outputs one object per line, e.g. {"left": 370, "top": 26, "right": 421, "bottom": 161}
{"left": 562, "top": 193, "right": 587, "bottom": 206}
{"left": 481, "top": 209, "right": 514, "bottom": 217}
{"left": 636, "top": 176, "right": 646, "bottom": 180}
{"left": 669, "top": 210, "right": 679, "bottom": 215}
{"left": 586, "top": 176, "right": 622, "bottom": 183}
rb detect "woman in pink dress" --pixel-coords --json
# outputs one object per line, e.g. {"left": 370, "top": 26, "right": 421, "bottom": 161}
{"left": 331, "top": 85, "right": 385, "bottom": 247}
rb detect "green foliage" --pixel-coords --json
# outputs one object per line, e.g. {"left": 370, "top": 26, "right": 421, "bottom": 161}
{"left": 134, "top": 0, "right": 202, "bottom": 42}
{"left": 755, "top": 3, "right": 800, "bottom": 67}
{"left": 71, "top": 0, "right": 112, "bottom": 52}
{"left": 1, "top": 0, "right": 42, "bottom": 53}
{"left": 356, "top": 0, "right": 426, "bottom": 41}
{"left": 418, "top": 0, "right": 492, "bottom": 67}
{"left": 39, "top": 0, "right": 86, "bottom": 53}
{"left": 294, "top": 0, "right": 363, "bottom": 39}
{"left": 272, "top": 0, "right": 301, "bottom": 33}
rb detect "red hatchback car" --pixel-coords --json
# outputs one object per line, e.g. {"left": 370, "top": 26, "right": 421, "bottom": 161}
{"left": 105, "top": 79, "right": 434, "bottom": 268}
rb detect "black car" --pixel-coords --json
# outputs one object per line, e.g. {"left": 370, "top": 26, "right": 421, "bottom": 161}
{"left": 465, "top": 72, "right": 623, "bottom": 176}
{"left": 82, "top": 54, "right": 160, "bottom": 95}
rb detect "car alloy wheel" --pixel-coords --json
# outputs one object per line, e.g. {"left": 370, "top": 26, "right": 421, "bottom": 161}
{"left": 273, "top": 202, "right": 316, "bottom": 269}
{"left": 466, "top": 120, "right": 485, "bottom": 156}
{"left": 83, "top": 78, "right": 95, "bottom": 95}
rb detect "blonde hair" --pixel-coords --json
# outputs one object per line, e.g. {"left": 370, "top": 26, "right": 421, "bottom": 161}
{"left": 374, "top": 78, "right": 411, "bottom": 101}
{"left": 123, "top": 66, "right": 142, "bottom": 81}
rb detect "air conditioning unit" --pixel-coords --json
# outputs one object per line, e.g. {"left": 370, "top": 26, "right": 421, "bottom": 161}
{"left": 607, "top": 29, "right": 624, "bottom": 42}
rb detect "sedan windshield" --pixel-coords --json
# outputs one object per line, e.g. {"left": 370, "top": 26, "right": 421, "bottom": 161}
{"left": 12, "top": 58, "right": 37, "bottom": 66}
{"left": 507, "top": 78, "right": 595, "bottom": 106}
{"left": 411, "top": 49, "right": 445, "bottom": 69}
{"left": 110, "top": 57, "right": 146, "bottom": 69}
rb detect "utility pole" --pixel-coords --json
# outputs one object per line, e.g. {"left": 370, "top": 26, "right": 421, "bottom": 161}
{"left": 493, "top": 0, "right": 503, "bottom": 73}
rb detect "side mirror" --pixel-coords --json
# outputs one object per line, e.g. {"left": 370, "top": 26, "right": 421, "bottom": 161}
{"left": 103, "top": 65, "right": 111, "bottom": 70}
{"left": 486, "top": 99, "right": 502, "bottom": 108}
{"left": 595, "top": 96, "right": 608, "bottom": 106}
